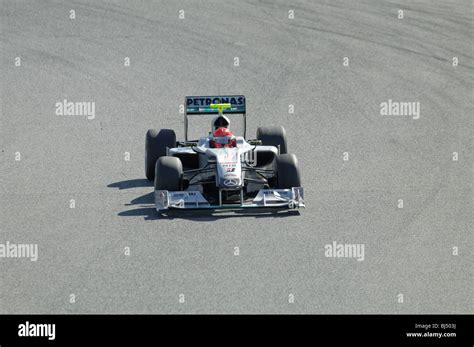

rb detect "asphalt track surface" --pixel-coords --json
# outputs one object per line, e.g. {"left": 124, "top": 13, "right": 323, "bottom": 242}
{"left": 1, "top": 0, "right": 472, "bottom": 314}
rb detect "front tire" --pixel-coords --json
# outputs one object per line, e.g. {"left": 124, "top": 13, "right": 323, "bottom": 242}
{"left": 145, "top": 129, "right": 176, "bottom": 180}
{"left": 154, "top": 156, "right": 183, "bottom": 191}
{"left": 275, "top": 154, "right": 301, "bottom": 189}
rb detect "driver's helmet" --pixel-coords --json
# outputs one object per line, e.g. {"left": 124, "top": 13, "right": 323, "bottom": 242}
{"left": 211, "top": 115, "right": 230, "bottom": 131}
{"left": 210, "top": 127, "right": 236, "bottom": 148}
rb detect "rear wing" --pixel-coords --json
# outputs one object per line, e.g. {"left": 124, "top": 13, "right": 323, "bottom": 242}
{"left": 184, "top": 95, "right": 246, "bottom": 140}
{"left": 186, "top": 95, "right": 245, "bottom": 114}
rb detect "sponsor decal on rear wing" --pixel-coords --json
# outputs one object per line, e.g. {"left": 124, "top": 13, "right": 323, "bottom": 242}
{"left": 185, "top": 95, "right": 246, "bottom": 114}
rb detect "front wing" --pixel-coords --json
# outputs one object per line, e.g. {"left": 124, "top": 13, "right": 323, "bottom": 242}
{"left": 154, "top": 188, "right": 304, "bottom": 211}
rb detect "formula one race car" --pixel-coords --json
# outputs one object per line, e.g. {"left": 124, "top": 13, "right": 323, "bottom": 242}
{"left": 145, "top": 95, "right": 304, "bottom": 213}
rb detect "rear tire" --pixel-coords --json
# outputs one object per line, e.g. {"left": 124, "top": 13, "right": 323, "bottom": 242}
{"left": 275, "top": 154, "right": 301, "bottom": 189}
{"left": 145, "top": 129, "right": 176, "bottom": 180}
{"left": 154, "top": 156, "right": 183, "bottom": 191}
{"left": 256, "top": 126, "right": 288, "bottom": 154}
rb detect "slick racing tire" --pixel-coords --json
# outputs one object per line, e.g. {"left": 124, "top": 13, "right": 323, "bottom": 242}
{"left": 145, "top": 129, "right": 176, "bottom": 180}
{"left": 256, "top": 126, "right": 288, "bottom": 154}
{"left": 154, "top": 156, "right": 183, "bottom": 191}
{"left": 275, "top": 154, "right": 301, "bottom": 189}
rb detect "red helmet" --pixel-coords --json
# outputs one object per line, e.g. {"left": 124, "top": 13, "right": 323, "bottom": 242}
{"left": 210, "top": 127, "right": 236, "bottom": 148}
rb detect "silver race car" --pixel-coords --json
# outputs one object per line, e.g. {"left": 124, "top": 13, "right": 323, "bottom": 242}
{"left": 145, "top": 95, "right": 304, "bottom": 213}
